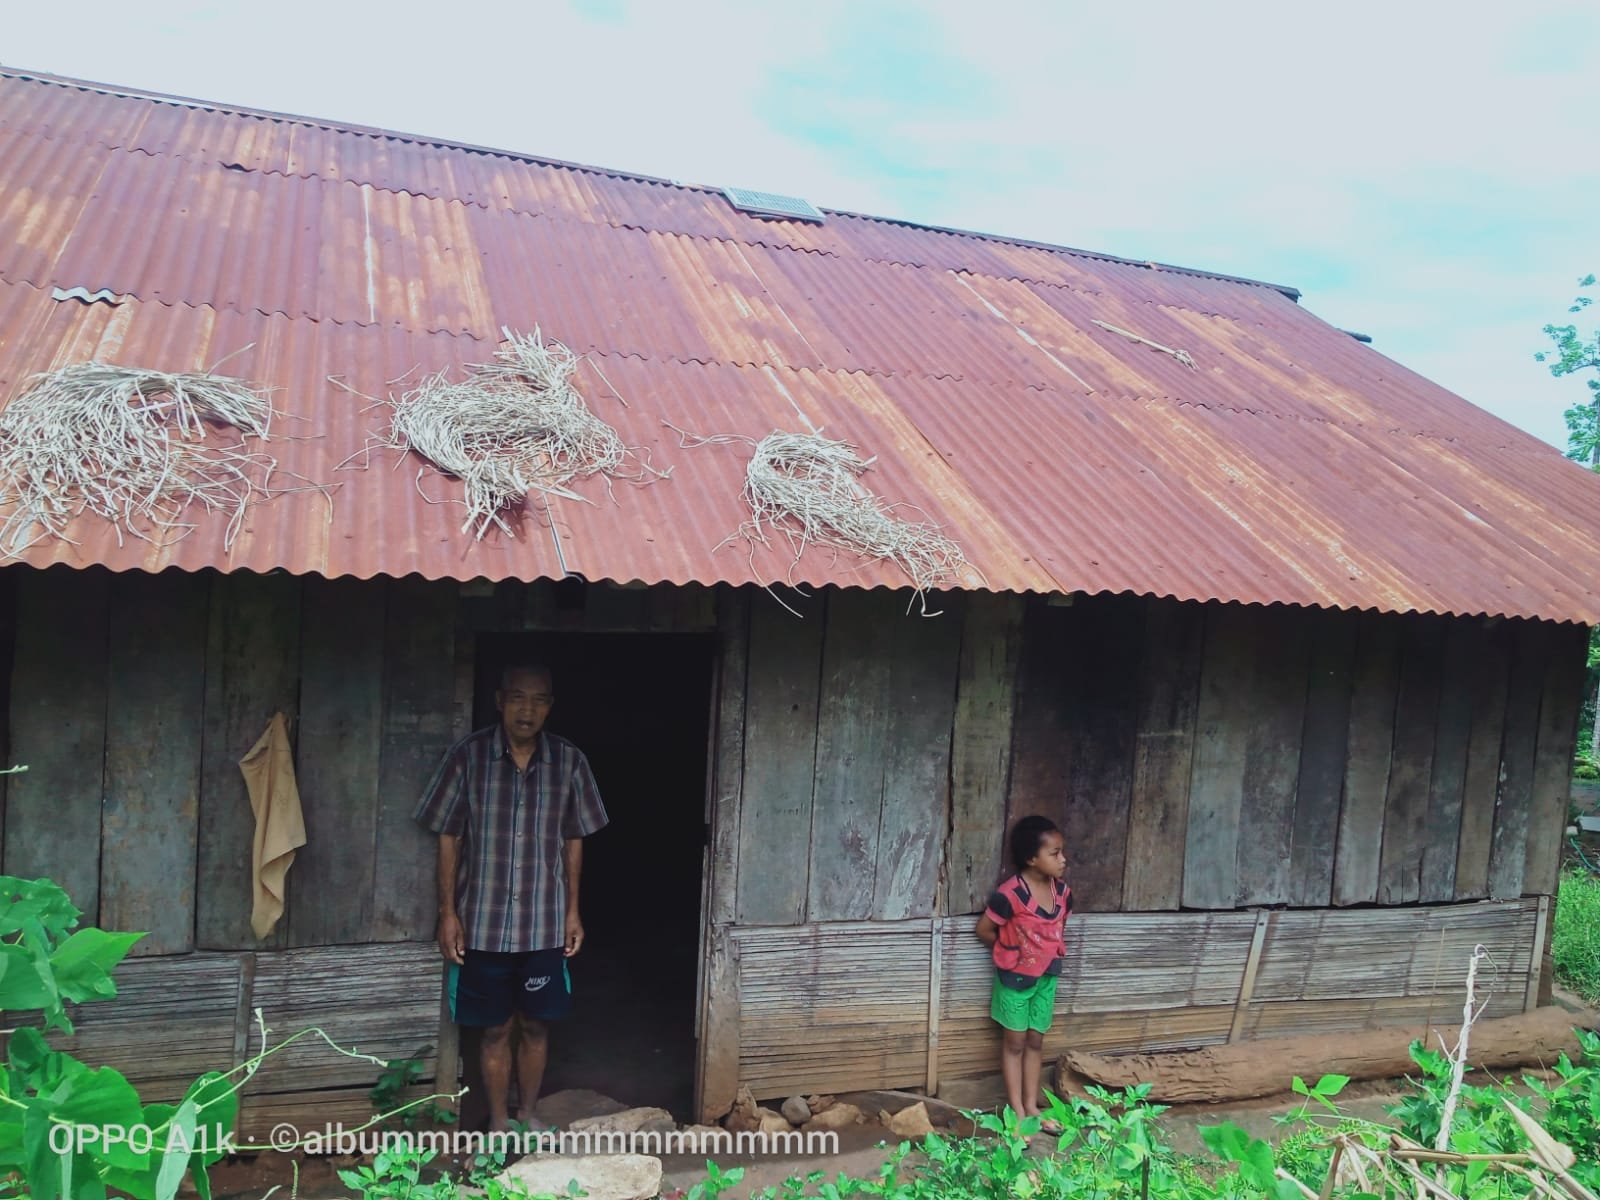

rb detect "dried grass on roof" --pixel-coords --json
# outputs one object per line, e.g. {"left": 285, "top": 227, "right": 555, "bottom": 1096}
{"left": 0, "top": 357, "right": 286, "bottom": 555}
{"left": 384, "top": 327, "right": 654, "bottom": 539}
{"left": 671, "top": 424, "right": 972, "bottom": 614}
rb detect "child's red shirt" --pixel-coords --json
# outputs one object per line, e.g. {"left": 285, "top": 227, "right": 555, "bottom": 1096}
{"left": 984, "top": 873, "right": 1072, "bottom": 989}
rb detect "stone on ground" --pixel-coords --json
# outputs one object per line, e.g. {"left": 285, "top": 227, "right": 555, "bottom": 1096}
{"left": 497, "top": 1154, "right": 661, "bottom": 1200}
{"left": 569, "top": 1106, "right": 677, "bottom": 1135}
{"left": 533, "top": 1088, "right": 629, "bottom": 1129}
{"left": 803, "top": 1102, "right": 862, "bottom": 1132}
{"left": 781, "top": 1095, "right": 812, "bottom": 1125}
{"left": 885, "top": 1102, "right": 933, "bottom": 1138}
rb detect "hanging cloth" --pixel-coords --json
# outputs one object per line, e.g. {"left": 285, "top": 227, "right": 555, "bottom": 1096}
{"left": 239, "top": 711, "right": 306, "bottom": 939}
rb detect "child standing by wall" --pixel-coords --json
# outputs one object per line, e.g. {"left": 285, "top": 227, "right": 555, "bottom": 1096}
{"left": 975, "top": 815, "right": 1072, "bottom": 1132}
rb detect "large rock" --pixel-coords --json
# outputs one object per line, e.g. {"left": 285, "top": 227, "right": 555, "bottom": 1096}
{"left": 757, "top": 1107, "right": 793, "bottom": 1134}
{"left": 568, "top": 1106, "right": 677, "bottom": 1136}
{"left": 496, "top": 1154, "right": 661, "bottom": 1200}
{"left": 532, "top": 1088, "right": 630, "bottom": 1130}
{"left": 885, "top": 1102, "right": 934, "bottom": 1139}
{"left": 802, "top": 1102, "right": 863, "bottom": 1132}
{"left": 781, "top": 1095, "right": 812, "bottom": 1125}
{"left": 723, "top": 1085, "right": 760, "bottom": 1133}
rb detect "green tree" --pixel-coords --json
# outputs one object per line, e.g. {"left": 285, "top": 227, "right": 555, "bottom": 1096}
{"left": 1536, "top": 274, "right": 1600, "bottom": 765}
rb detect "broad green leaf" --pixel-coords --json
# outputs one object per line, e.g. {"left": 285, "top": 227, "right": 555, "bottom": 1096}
{"left": 0, "top": 878, "right": 81, "bottom": 940}
{"left": 181, "top": 1073, "right": 237, "bottom": 1168}
{"left": 1313, "top": 1073, "right": 1350, "bottom": 1096}
{"left": 49, "top": 931, "right": 143, "bottom": 1006}
{"left": 23, "top": 1104, "right": 65, "bottom": 1200}
{"left": 155, "top": 1100, "right": 196, "bottom": 1200}
{"left": 1290, "top": 1076, "right": 1310, "bottom": 1096}
{"left": 0, "top": 944, "right": 57, "bottom": 1016}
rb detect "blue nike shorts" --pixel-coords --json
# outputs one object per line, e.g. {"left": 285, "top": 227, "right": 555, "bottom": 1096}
{"left": 448, "top": 947, "right": 572, "bottom": 1027}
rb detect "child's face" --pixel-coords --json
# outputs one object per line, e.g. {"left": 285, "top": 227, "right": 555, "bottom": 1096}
{"left": 1028, "top": 831, "right": 1067, "bottom": 878}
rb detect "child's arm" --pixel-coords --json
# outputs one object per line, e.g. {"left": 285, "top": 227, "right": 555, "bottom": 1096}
{"left": 975, "top": 912, "right": 1000, "bottom": 947}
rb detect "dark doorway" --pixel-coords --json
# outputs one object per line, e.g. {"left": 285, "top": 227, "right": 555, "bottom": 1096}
{"left": 457, "top": 631, "right": 715, "bottom": 1122}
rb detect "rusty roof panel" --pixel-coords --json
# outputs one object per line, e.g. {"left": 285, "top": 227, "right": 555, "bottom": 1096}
{"left": 0, "top": 69, "right": 1597, "bottom": 622}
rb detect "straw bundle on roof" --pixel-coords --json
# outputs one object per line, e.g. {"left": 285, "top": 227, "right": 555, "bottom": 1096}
{"left": 0, "top": 358, "right": 281, "bottom": 555}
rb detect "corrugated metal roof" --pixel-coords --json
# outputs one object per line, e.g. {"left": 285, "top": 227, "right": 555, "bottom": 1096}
{"left": 1, "top": 67, "right": 1597, "bottom": 622}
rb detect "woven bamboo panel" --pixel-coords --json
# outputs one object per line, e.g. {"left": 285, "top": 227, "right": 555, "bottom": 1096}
{"left": 939, "top": 1006, "right": 1237, "bottom": 1081}
{"left": 733, "top": 921, "right": 932, "bottom": 1095}
{"left": 245, "top": 942, "right": 442, "bottom": 1096}
{"left": 943, "top": 911, "right": 1259, "bottom": 1014}
{"left": 1251, "top": 899, "right": 1538, "bottom": 1002}
{"left": 237, "top": 1087, "right": 380, "bottom": 1147}
{"left": 32, "top": 952, "right": 243, "bottom": 1104}
{"left": 1240, "top": 990, "right": 1527, "bottom": 1041}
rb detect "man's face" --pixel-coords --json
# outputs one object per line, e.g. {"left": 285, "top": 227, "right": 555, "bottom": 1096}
{"left": 496, "top": 669, "right": 554, "bottom": 743}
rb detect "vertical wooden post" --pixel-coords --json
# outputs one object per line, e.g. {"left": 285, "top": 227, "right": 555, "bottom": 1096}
{"left": 229, "top": 952, "right": 257, "bottom": 1136}
{"left": 926, "top": 919, "right": 944, "bottom": 1095}
{"left": 697, "top": 927, "right": 741, "bottom": 1124}
{"left": 436, "top": 969, "right": 461, "bottom": 1113}
{"left": 1524, "top": 893, "right": 1552, "bottom": 1013}
{"left": 1228, "top": 910, "right": 1272, "bottom": 1043}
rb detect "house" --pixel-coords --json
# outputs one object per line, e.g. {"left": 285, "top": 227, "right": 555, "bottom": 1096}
{"left": 1, "top": 67, "right": 1597, "bottom": 1133}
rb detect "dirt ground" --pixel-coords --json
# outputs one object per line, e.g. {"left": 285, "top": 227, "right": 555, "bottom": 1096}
{"left": 193, "top": 1073, "right": 1422, "bottom": 1200}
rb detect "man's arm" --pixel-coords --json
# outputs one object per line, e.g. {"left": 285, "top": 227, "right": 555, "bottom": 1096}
{"left": 437, "top": 834, "right": 464, "bottom": 964}
{"left": 563, "top": 837, "right": 584, "bottom": 956}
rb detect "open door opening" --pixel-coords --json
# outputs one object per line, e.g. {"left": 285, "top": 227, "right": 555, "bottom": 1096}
{"left": 457, "top": 631, "right": 716, "bottom": 1123}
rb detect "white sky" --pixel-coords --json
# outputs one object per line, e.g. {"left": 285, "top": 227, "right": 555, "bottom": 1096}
{"left": 5, "top": 0, "right": 1596, "bottom": 450}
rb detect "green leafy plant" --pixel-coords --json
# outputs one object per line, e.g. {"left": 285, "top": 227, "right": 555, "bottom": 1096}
{"left": 370, "top": 1054, "right": 456, "bottom": 1131}
{"left": 1553, "top": 868, "right": 1600, "bottom": 1004}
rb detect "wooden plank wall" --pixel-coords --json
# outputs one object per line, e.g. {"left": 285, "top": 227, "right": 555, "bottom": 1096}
{"left": 732, "top": 899, "right": 1543, "bottom": 1099}
{"left": 1001, "top": 596, "right": 1587, "bottom": 914}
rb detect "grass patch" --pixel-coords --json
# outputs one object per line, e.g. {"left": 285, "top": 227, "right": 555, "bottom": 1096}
{"left": 1553, "top": 866, "right": 1600, "bottom": 1003}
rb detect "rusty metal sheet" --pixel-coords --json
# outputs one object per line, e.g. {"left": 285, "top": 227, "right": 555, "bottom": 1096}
{"left": 1, "top": 69, "right": 1597, "bottom": 622}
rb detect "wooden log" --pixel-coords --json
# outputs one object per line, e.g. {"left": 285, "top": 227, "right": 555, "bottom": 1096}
{"left": 196, "top": 570, "right": 302, "bottom": 949}
{"left": 6, "top": 565, "right": 109, "bottom": 916}
{"left": 1123, "top": 598, "right": 1204, "bottom": 912}
{"left": 736, "top": 591, "right": 824, "bottom": 925}
{"left": 101, "top": 569, "right": 208, "bottom": 955}
{"left": 807, "top": 588, "right": 894, "bottom": 922}
{"left": 944, "top": 592, "right": 1023, "bottom": 916}
{"left": 1061, "top": 1004, "right": 1596, "bottom": 1104}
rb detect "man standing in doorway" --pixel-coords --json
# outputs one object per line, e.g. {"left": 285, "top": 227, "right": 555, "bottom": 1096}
{"left": 414, "top": 662, "right": 609, "bottom": 1132}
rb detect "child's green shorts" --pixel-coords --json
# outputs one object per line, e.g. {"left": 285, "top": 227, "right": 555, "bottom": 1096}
{"left": 990, "top": 971, "right": 1057, "bottom": 1033}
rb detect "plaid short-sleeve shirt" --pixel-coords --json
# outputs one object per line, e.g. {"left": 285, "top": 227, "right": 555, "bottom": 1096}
{"left": 413, "top": 724, "right": 609, "bottom": 953}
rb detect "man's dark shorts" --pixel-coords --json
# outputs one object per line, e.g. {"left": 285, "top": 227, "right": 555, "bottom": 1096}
{"left": 448, "top": 947, "right": 572, "bottom": 1027}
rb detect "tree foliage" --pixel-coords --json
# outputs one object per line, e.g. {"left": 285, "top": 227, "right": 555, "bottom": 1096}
{"left": 1535, "top": 273, "right": 1600, "bottom": 467}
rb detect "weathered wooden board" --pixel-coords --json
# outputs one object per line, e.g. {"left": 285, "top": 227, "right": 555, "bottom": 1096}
{"left": 1123, "top": 598, "right": 1205, "bottom": 912}
{"left": 945, "top": 592, "right": 1023, "bottom": 916}
{"left": 1488, "top": 621, "right": 1545, "bottom": 899}
{"left": 1377, "top": 614, "right": 1445, "bottom": 904}
{"left": 1421, "top": 621, "right": 1475, "bottom": 903}
{"left": 736, "top": 592, "right": 825, "bottom": 925}
{"left": 1454, "top": 622, "right": 1512, "bottom": 900}
{"left": 1288, "top": 606, "right": 1356, "bottom": 906}
{"left": 875, "top": 593, "right": 964, "bottom": 920}
{"left": 709, "top": 587, "right": 749, "bottom": 927}
{"left": 807, "top": 589, "right": 895, "bottom": 922}
{"left": 696, "top": 925, "right": 742, "bottom": 1122}
{"left": 101, "top": 569, "right": 209, "bottom": 955}
{"left": 5, "top": 565, "right": 110, "bottom": 916}
{"left": 1235, "top": 605, "right": 1310, "bottom": 906}
{"left": 1182, "top": 603, "right": 1256, "bottom": 909}
{"left": 246, "top": 941, "right": 441, "bottom": 1095}
{"left": 34, "top": 952, "right": 243, "bottom": 1105}
{"left": 1240, "top": 991, "right": 1527, "bottom": 1041}
{"left": 238, "top": 1088, "right": 393, "bottom": 1147}
{"left": 288, "top": 576, "right": 386, "bottom": 945}
{"left": 1011, "top": 596, "right": 1143, "bottom": 911}
{"left": 1332, "top": 612, "right": 1403, "bottom": 905}
{"left": 197, "top": 570, "right": 303, "bottom": 949}
{"left": 373, "top": 577, "right": 458, "bottom": 942}
{"left": 1524, "top": 622, "right": 1587, "bottom": 897}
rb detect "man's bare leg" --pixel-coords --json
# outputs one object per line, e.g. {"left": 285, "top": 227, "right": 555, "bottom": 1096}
{"left": 480, "top": 1017, "right": 516, "bottom": 1132}
{"left": 514, "top": 1016, "right": 550, "bottom": 1126}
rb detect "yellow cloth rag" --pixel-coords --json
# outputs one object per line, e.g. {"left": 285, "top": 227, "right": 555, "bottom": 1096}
{"left": 239, "top": 712, "right": 306, "bottom": 939}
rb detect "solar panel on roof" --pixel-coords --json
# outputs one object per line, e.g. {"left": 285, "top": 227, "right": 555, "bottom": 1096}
{"left": 722, "top": 187, "right": 825, "bottom": 223}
